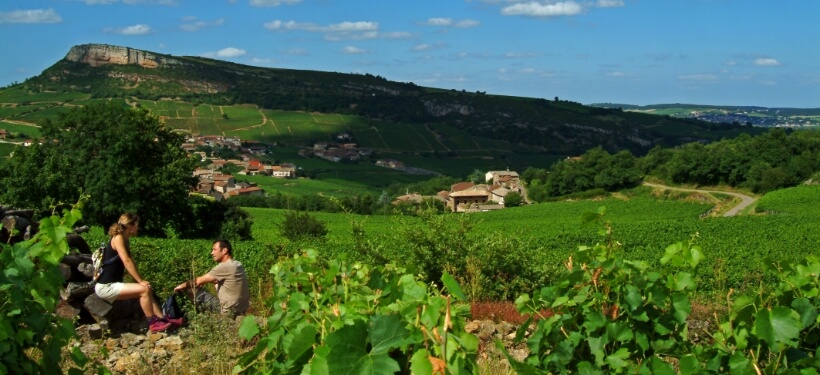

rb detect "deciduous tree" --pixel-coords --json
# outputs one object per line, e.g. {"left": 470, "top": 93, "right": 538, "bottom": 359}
{"left": 0, "top": 102, "right": 197, "bottom": 235}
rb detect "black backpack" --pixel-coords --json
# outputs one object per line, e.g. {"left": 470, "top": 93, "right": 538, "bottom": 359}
{"left": 162, "top": 293, "right": 184, "bottom": 319}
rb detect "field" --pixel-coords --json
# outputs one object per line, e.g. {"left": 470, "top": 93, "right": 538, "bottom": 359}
{"left": 230, "top": 185, "right": 820, "bottom": 299}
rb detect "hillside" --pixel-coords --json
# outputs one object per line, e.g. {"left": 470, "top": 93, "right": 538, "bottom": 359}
{"left": 1, "top": 43, "right": 767, "bottom": 177}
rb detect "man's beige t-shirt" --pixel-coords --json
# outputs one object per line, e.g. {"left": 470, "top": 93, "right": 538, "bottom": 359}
{"left": 207, "top": 259, "right": 250, "bottom": 316}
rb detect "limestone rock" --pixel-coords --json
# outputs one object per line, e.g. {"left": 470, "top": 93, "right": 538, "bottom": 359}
{"left": 65, "top": 44, "right": 181, "bottom": 68}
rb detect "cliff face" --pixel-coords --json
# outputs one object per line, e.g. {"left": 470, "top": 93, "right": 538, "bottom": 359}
{"left": 65, "top": 44, "right": 180, "bottom": 68}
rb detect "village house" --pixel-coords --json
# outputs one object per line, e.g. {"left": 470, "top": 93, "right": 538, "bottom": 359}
{"left": 0, "top": 129, "right": 8, "bottom": 140}
{"left": 375, "top": 159, "right": 405, "bottom": 169}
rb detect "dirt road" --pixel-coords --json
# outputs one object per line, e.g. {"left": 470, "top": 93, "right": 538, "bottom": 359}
{"left": 643, "top": 182, "right": 756, "bottom": 217}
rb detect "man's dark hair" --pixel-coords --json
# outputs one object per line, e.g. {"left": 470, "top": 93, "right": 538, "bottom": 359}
{"left": 214, "top": 239, "right": 233, "bottom": 256}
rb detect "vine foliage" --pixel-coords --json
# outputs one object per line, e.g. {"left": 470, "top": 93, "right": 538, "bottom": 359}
{"left": 233, "top": 250, "right": 478, "bottom": 374}
{"left": 0, "top": 201, "right": 89, "bottom": 374}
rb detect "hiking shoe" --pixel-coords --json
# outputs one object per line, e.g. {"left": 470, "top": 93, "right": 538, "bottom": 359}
{"left": 166, "top": 317, "right": 185, "bottom": 327}
{"left": 148, "top": 316, "right": 172, "bottom": 332}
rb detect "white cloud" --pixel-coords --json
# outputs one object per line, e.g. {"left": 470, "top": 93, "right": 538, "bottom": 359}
{"left": 264, "top": 19, "right": 404, "bottom": 41}
{"left": 725, "top": 61, "right": 737, "bottom": 66}
{"left": 504, "top": 51, "right": 540, "bottom": 58}
{"left": 413, "top": 43, "right": 447, "bottom": 52}
{"left": 180, "top": 17, "right": 224, "bottom": 32}
{"left": 754, "top": 58, "right": 781, "bottom": 66}
{"left": 607, "top": 71, "right": 626, "bottom": 77}
{"left": 285, "top": 48, "right": 308, "bottom": 55}
{"left": 250, "top": 57, "right": 272, "bottom": 64}
{"left": 0, "top": 8, "right": 62, "bottom": 24}
{"left": 596, "top": 0, "right": 624, "bottom": 7}
{"left": 326, "top": 21, "right": 378, "bottom": 32}
{"left": 678, "top": 74, "right": 718, "bottom": 81}
{"left": 216, "top": 47, "right": 247, "bottom": 57}
{"left": 250, "top": 0, "right": 302, "bottom": 6}
{"left": 427, "top": 17, "right": 453, "bottom": 26}
{"left": 342, "top": 46, "right": 366, "bottom": 54}
{"left": 501, "top": 1, "right": 584, "bottom": 17}
{"left": 106, "top": 24, "right": 152, "bottom": 35}
{"left": 426, "top": 17, "right": 479, "bottom": 28}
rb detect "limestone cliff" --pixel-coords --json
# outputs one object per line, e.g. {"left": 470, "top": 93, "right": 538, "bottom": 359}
{"left": 65, "top": 44, "right": 180, "bottom": 68}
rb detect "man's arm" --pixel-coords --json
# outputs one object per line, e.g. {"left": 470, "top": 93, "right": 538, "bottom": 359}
{"left": 174, "top": 274, "right": 218, "bottom": 293}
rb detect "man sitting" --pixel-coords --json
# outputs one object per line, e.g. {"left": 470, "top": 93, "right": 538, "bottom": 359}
{"left": 174, "top": 239, "right": 250, "bottom": 318}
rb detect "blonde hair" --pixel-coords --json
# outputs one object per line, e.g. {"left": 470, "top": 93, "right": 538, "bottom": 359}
{"left": 108, "top": 213, "right": 140, "bottom": 237}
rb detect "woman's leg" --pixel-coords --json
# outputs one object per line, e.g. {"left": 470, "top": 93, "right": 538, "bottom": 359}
{"left": 117, "top": 283, "right": 164, "bottom": 318}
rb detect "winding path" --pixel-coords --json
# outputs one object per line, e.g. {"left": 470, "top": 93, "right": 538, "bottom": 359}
{"left": 643, "top": 182, "right": 757, "bottom": 217}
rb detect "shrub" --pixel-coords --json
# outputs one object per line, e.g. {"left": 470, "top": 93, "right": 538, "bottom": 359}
{"left": 279, "top": 211, "right": 328, "bottom": 241}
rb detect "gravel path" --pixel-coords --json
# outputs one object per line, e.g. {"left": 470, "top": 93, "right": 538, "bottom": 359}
{"left": 643, "top": 182, "right": 757, "bottom": 217}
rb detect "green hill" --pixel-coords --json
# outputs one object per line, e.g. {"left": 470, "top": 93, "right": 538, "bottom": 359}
{"left": 1, "top": 43, "right": 767, "bottom": 179}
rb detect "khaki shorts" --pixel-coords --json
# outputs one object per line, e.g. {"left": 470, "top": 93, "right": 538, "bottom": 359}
{"left": 95, "top": 282, "right": 124, "bottom": 303}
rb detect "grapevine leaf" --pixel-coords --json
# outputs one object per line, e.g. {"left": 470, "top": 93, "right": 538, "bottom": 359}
{"left": 728, "top": 351, "right": 757, "bottom": 375}
{"left": 237, "top": 315, "right": 260, "bottom": 340}
{"left": 791, "top": 298, "right": 818, "bottom": 329}
{"left": 604, "top": 347, "right": 630, "bottom": 369}
{"left": 753, "top": 307, "right": 801, "bottom": 351}
{"left": 607, "top": 322, "right": 633, "bottom": 342}
{"left": 625, "top": 285, "right": 642, "bottom": 312}
{"left": 369, "top": 314, "right": 407, "bottom": 353}
{"left": 678, "top": 354, "right": 700, "bottom": 375}
{"left": 284, "top": 323, "right": 317, "bottom": 365}
{"left": 325, "top": 321, "right": 400, "bottom": 375}
{"left": 587, "top": 335, "right": 607, "bottom": 366}
{"left": 399, "top": 274, "right": 426, "bottom": 301}
{"left": 661, "top": 243, "right": 683, "bottom": 267}
{"left": 648, "top": 356, "right": 676, "bottom": 375}
{"left": 671, "top": 292, "right": 691, "bottom": 324}
{"left": 687, "top": 244, "right": 704, "bottom": 268}
{"left": 409, "top": 349, "right": 432, "bottom": 375}
{"left": 583, "top": 310, "right": 607, "bottom": 332}
{"left": 731, "top": 295, "right": 756, "bottom": 322}
{"left": 577, "top": 361, "right": 603, "bottom": 375}
{"left": 440, "top": 272, "right": 467, "bottom": 301}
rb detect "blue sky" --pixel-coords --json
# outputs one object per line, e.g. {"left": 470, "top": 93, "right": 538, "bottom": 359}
{"left": 1, "top": 0, "right": 818, "bottom": 108}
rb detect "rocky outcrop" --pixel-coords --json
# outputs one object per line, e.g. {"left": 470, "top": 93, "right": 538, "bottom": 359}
{"left": 65, "top": 44, "right": 181, "bottom": 68}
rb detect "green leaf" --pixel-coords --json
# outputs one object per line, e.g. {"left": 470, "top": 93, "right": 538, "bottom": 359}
{"left": 577, "top": 361, "right": 603, "bottom": 375}
{"left": 583, "top": 311, "right": 607, "bottom": 332}
{"left": 399, "top": 275, "right": 426, "bottom": 301}
{"left": 440, "top": 272, "right": 467, "bottom": 301}
{"left": 661, "top": 242, "right": 683, "bottom": 267}
{"left": 284, "top": 323, "right": 317, "bottom": 365}
{"left": 604, "top": 347, "right": 630, "bottom": 369}
{"left": 607, "top": 322, "right": 633, "bottom": 342}
{"left": 587, "top": 335, "right": 607, "bottom": 366}
{"left": 648, "top": 356, "right": 676, "bottom": 375}
{"left": 728, "top": 351, "right": 757, "bottom": 375}
{"left": 671, "top": 292, "right": 691, "bottom": 323}
{"left": 625, "top": 285, "right": 642, "bottom": 311}
{"left": 409, "top": 349, "right": 432, "bottom": 375}
{"left": 678, "top": 354, "right": 700, "bottom": 375}
{"left": 325, "top": 321, "right": 400, "bottom": 375}
{"left": 753, "top": 306, "right": 802, "bottom": 351}
{"left": 238, "top": 315, "right": 260, "bottom": 340}
{"left": 791, "top": 298, "right": 818, "bottom": 329}
{"left": 687, "top": 244, "right": 704, "bottom": 268}
{"left": 368, "top": 314, "right": 407, "bottom": 353}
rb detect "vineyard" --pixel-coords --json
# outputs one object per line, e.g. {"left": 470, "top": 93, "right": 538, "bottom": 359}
{"left": 4, "top": 186, "right": 820, "bottom": 373}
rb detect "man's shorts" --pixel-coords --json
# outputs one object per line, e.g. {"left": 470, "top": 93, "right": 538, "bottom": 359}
{"left": 95, "top": 282, "right": 124, "bottom": 303}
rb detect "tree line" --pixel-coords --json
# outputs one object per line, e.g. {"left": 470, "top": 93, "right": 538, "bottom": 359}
{"left": 522, "top": 128, "right": 820, "bottom": 201}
